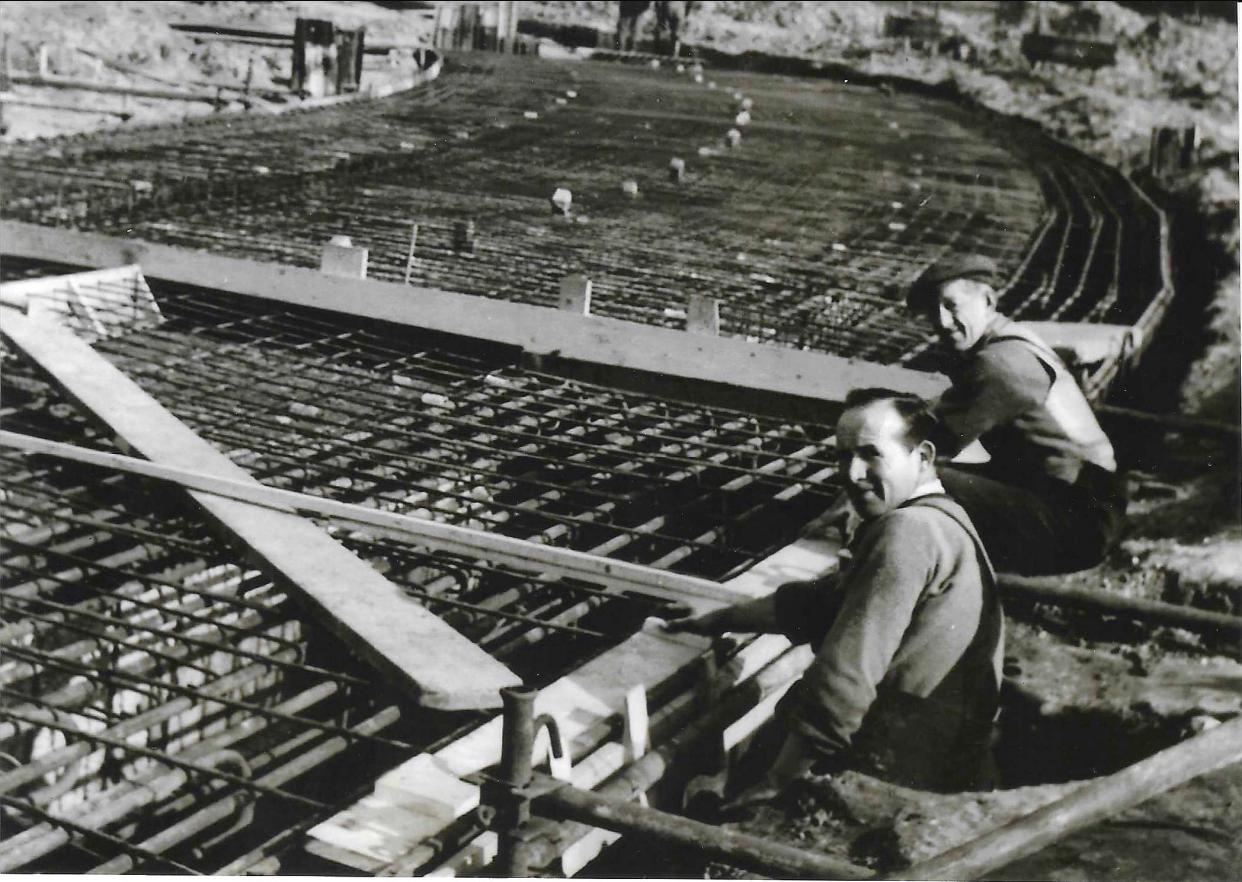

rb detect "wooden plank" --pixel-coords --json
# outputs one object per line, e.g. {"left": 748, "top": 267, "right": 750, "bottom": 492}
{"left": 0, "top": 221, "right": 948, "bottom": 403}
{"left": 308, "top": 535, "right": 842, "bottom": 871}
{"left": 0, "top": 309, "right": 520, "bottom": 711}
{"left": 892, "top": 716, "right": 1242, "bottom": 881}
{"left": 0, "top": 264, "right": 145, "bottom": 303}
{"left": 3, "top": 266, "right": 163, "bottom": 339}
{"left": 0, "top": 431, "right": 758, "bottom": 613}
{"left": 310, "top": 624, "right": 710, "bottom": 865}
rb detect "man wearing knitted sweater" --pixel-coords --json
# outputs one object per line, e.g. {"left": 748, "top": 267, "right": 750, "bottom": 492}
{"left": 667, "top": 390, "right": 1004, "bottom": 800}
{"left": 905, "top": 255, "right": 1127, "bottom": 575}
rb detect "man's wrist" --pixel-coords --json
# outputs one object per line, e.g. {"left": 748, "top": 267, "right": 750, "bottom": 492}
{"left": 767, "top": 731, "right": 819, "bottom": 785}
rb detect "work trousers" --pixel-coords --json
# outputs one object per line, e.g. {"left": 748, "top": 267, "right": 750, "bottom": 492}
{"left": 940, "top": 462, "right": 1127, "bottom": 576}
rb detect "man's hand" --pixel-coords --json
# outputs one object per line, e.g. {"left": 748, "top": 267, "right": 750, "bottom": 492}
{"left": 717, "top": 732, "right": 820, "bottom": 816}
{"left": 662, "top": 607, "right": 732, "bottom": 636}
{"left": 718, "top": 779, "right": 783, "bottom": 816}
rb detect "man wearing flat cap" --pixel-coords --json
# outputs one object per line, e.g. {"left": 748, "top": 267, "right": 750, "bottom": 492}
{"left": 904, "top": 255, "right": 1126, "bottom": 575}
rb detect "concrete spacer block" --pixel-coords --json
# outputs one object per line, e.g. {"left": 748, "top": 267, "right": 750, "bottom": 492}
{"left": 668, "top": 157, "right": 686, "bottom": 182}
{"left": 621, "top": 179, "right": 639, "bottom": 198}
{"left": 551, "top": 187, "right": 573, "bottom": 215}
{"left": 726, "top": 128, "right": 742, "bottom": 148}
{"left": 320, "top": 237, "right": 369, "bottom": 279}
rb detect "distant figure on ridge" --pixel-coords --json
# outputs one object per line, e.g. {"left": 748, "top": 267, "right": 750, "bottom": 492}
{"left": 615, "top": 1, "right": 651, "bottom": 52}
{"left": 654, "top": 1, "right": 695, "bottom": 57}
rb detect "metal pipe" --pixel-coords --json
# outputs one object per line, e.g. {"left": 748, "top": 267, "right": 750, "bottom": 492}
{"left": 1097, "top": 403, "right": 1240, "bottom": 439}
{"left": 493, "top": 684, "right": 537, "bottom": 878}
{"left": 515, "top": 643, "right": 814, "bottom": 871}
{"left": 534, "top": 780, "right": 870, "bottom": 880}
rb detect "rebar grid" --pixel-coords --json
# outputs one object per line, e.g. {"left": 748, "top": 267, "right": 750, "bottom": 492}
{"left": 0, "top": 429, "right": 669, "bottom": 872}
{"left": 0, "top": 54, "right": 1165, "bottom": 365}
{"left": 77, "top": 283, "right": 841, "bottom": 575}
{"left": 0, "top": 445, "right": 428, "bottom": 872}
{"left": 0, "top": 274, "right": 843, "bottom": 870}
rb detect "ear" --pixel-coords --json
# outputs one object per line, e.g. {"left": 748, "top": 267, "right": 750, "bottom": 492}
{"left": 915, "top": 439, "right": 937, "bottom": 467}
{"left": 980, "top": 282, "right": 999, "bottom": 309}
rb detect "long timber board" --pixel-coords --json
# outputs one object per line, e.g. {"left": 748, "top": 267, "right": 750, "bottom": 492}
{"left": 0, "top": 429, "right": 765, "bottom": 613}
{"left": 0, "top": 221, "right": 948, "bottom": 404}
{"left": 307, "top": 533, "right": 840, "bottom": 871}
{"left": 0, "top": 306, "right": 522, "bottom": 711}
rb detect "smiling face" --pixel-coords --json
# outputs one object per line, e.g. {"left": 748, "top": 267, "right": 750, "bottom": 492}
{"left": 927, "top": 278, "right": 997, "bottom": 353}
{"left": 836, "top": 401, "right": 935, "bottom": 520}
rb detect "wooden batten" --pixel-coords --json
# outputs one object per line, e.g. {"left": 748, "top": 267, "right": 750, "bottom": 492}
{"left": 0, "top": 221, "right": 948, "bottom": 404}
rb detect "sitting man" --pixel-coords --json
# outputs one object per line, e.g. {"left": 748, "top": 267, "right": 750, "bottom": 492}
{"left": 906, "top": 255, "right": 1127, "bottom": 575}
{"left": 668, "top": 389, "right": 1003, "bottom": 798}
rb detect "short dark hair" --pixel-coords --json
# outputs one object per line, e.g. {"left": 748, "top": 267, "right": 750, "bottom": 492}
{"left": 841, "top": 388, "right": 936, "bottom": 450}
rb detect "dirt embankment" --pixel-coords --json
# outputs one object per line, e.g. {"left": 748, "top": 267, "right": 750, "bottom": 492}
{"left": 0, "top": 1, "right": 438, "bottom": 138}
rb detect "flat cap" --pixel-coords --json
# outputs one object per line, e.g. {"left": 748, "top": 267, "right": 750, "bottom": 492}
{"left": 905, "top": 255, "right": 999, "bottom": 313}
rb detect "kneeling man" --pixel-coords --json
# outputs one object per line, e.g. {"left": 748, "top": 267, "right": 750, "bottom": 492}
{"left": 668, "top": 389, "right": 1003, "bottom": 797}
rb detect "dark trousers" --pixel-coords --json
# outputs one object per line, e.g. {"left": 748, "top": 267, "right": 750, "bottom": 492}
{"left": 940, "top": 463, "right": 1127, "bottom": 575}
{"left": 615, "top": 15, "right": 640, "bottom": 52}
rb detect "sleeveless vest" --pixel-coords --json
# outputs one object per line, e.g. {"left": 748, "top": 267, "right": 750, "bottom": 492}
{"left": 983, "top": 320, "right": 1116, "bottom": 483}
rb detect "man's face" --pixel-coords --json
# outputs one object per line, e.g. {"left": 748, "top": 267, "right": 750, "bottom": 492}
{"left": 927, "top": 278, "right": 996, "bottom": 352}
{"left": 836, "top": 402, "right": 931, "bottom": 519}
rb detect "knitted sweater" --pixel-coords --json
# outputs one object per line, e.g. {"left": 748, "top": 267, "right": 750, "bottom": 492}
{"left": 773, "top": 494, "right": 1004, "bottom": 791}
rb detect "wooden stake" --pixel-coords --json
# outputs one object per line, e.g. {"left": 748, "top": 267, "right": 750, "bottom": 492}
{"left": 686, "top": 294, "right": 720, "bottom": 336}
{"left": 558, "top": 274, "right": 592, "bottom": 315}
{"left": 404, "top": 222, "right": 419, "bottom": 285}
{"left": 891, "top": 716, "right": 1242, "bottom": 881}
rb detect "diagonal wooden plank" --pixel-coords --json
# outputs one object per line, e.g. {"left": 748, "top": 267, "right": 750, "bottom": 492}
{"left": 0, "top": 306, "right": 521, "bottom": 711}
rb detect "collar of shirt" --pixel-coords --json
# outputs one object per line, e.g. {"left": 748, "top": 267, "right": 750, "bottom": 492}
{"left": 908, "top": 478, "right": 946, "bottom": 501}
{"left": 842, "top": 479, "right": 948, "bottom": 558}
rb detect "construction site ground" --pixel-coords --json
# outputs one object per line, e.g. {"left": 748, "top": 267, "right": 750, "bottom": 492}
{"left": 0, "top": 1, "right": 1238, "bottom": 878}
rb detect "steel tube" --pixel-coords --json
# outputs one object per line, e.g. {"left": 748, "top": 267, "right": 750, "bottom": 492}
{"left": 536, "top": 782, "right": 870, "bottom": 879}
{"left": 494, "top": 685, "right": 538, "bottom": 878}
{"left": 515, "top": 643, "right": 814, "bottom": 871}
